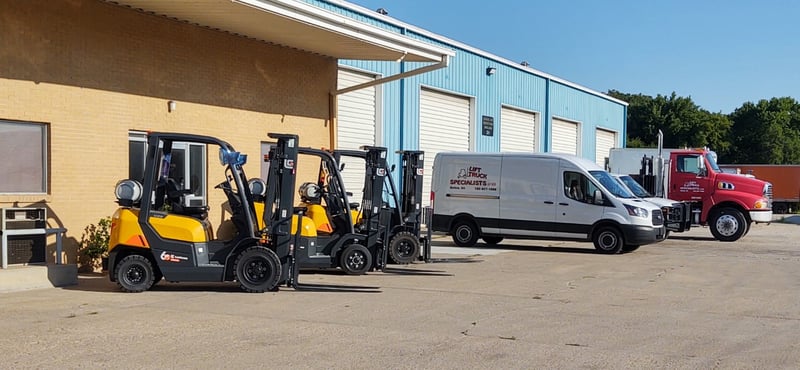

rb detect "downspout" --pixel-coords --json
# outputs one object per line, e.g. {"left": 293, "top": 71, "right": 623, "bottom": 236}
{"left": 330, "top": 54, "right": 450, "bottom": 150}
{"left": 544, "top": 78, "right": 551, "bottom": 152}
{"left": 334, "top": 55, "right": 450, "bottom": 96}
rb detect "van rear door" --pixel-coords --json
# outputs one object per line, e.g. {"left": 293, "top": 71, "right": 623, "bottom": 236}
{"left": 499, "top": 156, "right": 558, "bottom": 237}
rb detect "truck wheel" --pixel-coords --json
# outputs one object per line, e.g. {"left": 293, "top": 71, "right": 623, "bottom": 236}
{"left": 340, "top": 244, "right": 372, "bottom": 275}
{"left": 482, "top": 236, "right": 504, "bottom": 245}
{"left": 709, "top": 207, "right": 747, "bottom": 242}
{"left": 115, "top": 255, "right": 156, "bottom": 293}
{"left": 593, "top": 226, "right": 624, "bottom": 254}
{"left": 389, "top": 231, "right": 420, "bottom": 265}
{"left": 234, "top": 246, "right": 282, "bottom": 293}
{"left": 451, "top": 219, "right": 479, "bottom": 248}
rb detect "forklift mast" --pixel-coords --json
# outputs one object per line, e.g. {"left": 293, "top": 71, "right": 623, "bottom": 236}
{"left": 398, "top": 150, "right": 425, "bottom": 232}
{"left": 263, "top": 133, "right": 300, "bottom": 284}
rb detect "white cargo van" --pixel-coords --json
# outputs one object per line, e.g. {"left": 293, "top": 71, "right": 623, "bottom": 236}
{"left": 430, "top": 152, "right": 666, "bottom": 253}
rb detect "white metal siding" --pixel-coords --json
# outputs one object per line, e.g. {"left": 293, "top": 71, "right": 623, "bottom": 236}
{"left": 551, "top": 118, "right": 578, "bottom": 155}
{"left": 500, "top": 107, "right": 536, "bottom": 152}
{"left": 337, "top": 69, "right": 377, "bottom": 204}
{"left": 420, "top": 88, "right": 470, "bottom": 206}
{"left": 595, "top": 128, "right": 617, "bottom": 167}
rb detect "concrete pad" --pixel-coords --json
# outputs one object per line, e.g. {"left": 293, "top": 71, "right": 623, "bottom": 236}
{"left": 0, "top": 264, "right": 78, "bottom": 293}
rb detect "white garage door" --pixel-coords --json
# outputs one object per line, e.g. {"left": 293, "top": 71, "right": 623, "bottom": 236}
{"left": 419, "top": 88, "right": 471, "bottom": 206}
{"left": 595, "top": 128, "right": 617, "bottom": 167}
{"left": 551, "top": 118, "right": 579, "bottom": 155}
{"left": 337, "top": 69, "right": 377, "bottom": 204}
{"left": 500, "top": 107, "right": 536, "bottom": 152}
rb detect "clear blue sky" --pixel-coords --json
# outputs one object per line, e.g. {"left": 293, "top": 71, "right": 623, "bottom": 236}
{"left": 347, "top": 0, "right": 799, "bottom": 113}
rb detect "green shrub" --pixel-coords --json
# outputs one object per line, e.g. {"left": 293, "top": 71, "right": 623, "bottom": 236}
{"left": 81, "top": 217, "right": 111, "bottom": 259}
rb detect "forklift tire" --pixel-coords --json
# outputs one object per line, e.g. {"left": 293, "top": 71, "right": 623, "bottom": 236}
{"left": 388, "top": 231, "right": 420, "bottom": 265}
{"left": 339, "top": 244, "right": 372, "bottom": 275}
{"left": 115, "top": 255, "right": 156, "bottom": 293}
{"left": 234, "top": 246, "right": 282, "bottom": 293}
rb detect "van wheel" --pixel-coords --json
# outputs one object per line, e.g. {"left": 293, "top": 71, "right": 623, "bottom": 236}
{"left": 234, "top": 246, "right": 282, "bottom": 293}
{"left": 709, "top": 207, "right": 746, "bottom": 242}
{"left": 389, "top": 231, "right": 420, "bottom": 265}
{"left": 340, "top": 244, "right": 372, "bottom": 275}
{"left": 593, "top": 226, "right": 624, "bottom": 254}
{"left": 482, "top": 236, "right": 504, "bottom": 245}
{"left": 115, "top": 255, "right": 156, "bottom": 293}
{"left": 451, "top": 220, "right": 479, "bottom": 248}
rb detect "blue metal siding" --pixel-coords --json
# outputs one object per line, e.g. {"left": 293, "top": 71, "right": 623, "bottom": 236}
{"left": 317, "top": 0, "right": 626, "bottom": 165}
{"left": 549, "top": 82, "right": 626, "bottom": 159}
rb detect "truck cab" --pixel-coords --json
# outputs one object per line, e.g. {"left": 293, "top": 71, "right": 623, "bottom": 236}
{"left": 666, "top": 149, "right": 772, "bottom": 241}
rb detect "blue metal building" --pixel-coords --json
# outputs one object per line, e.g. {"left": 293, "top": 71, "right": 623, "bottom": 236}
{"left": 304, "top": 0, "right": 628, "bottom": 202}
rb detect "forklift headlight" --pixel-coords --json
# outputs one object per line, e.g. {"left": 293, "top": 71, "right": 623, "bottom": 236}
{"left": 219, "top": 148, "right": 247, "bottom": 166}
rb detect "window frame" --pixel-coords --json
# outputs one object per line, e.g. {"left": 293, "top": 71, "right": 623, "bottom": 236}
{"left": 0, "top": 120, "right": 48, "bottom": 194}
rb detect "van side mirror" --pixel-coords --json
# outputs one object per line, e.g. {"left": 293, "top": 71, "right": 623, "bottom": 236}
{"left": 593, "top": 190, "right": 604, "bottom": 205}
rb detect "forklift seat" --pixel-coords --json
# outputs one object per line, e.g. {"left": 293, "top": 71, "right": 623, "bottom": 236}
{"left": 166, "top": 178, "right": 208, "bottom": 219}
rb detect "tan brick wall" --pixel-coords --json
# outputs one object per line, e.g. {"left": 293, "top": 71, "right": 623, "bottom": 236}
{"left": 0, "top": 0, "right": 337, "bottom": 266}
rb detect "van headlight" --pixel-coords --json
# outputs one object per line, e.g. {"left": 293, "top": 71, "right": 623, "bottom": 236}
{"left": 624, "top": 204, "right": 649, "bottom": 218}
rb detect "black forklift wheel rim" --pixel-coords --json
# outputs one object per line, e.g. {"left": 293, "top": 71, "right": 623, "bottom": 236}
{"left": 346, "top": 250, "right": 367, "bottom": 270}
{"left": 243, "top": 257, "right": 271, "bottom": 284}
{"left": 124, "top": 264, "right": 147, "bottom": 285}
{"left": 395, "top": 239, "right": 414, "bottom": 257}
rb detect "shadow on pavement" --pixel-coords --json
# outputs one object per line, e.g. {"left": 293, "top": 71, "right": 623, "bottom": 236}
{"left": 65, "top": 274, "right": 382, "bottom": 294}
{"left": 381, "top": 267, "right": 454, "bottom": 277}
{"left": 290, "top": 283, "right": 382, "bottom": 293}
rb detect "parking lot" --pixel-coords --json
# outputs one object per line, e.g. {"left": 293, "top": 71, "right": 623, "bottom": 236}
{"left": 2, "top": 221, "right": 799, "bottom": 369}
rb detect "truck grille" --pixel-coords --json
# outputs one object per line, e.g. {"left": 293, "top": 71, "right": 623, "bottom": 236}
{"left": 764, "top": 183, "right": 773, "bottom": 208}
{"left": 661, "top": 204, "right": 683, "bottom": 223}
{"left": 652, "top": 209, "right": 664, "bottom": 226}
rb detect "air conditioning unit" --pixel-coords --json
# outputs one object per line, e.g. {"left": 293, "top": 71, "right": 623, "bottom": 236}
{"left": 1, "top": 208, "right": 47, "bottom": 266}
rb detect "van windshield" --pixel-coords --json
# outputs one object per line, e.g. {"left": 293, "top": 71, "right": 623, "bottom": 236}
{"left": 617, "top": 175, "right": 652, "bottom": 198}
{"left": 590, "top": 171, "right": 636, "bottom": 199}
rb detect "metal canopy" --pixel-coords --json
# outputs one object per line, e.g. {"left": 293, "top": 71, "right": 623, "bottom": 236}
{"left": 106, "top": 0, "right": 453, "bottom": 63}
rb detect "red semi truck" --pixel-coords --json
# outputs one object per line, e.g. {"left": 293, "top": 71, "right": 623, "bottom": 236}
{"left": 718, "top": 164, "right": 800, "bottom": 214}
{"left": 608, "top": 135, "right": 773, "bottom": 242}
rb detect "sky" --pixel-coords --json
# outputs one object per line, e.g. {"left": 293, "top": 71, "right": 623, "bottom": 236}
{"left": 346, "top": 0, "right": 799, "bottom": 113}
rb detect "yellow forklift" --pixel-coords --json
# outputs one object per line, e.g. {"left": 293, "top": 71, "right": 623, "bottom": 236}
{"left": 108, "top": 132, "right": 314, "bottom": 292}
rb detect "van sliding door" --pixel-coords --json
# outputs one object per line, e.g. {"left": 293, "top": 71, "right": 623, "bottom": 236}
{"left": 499, "top": 157, "right": 558, "bottom": 237}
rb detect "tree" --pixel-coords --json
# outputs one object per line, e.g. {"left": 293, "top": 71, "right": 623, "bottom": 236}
{"left": 607, "top": 90, "right": 731, "bottom": 152}
{"left": 728, "top": 97, "right": 800, "bottom": 164}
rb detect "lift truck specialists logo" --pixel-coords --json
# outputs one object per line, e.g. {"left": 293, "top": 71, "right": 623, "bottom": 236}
{"left": 450, "top": 166, "right": 497, "bottom": 191}
{"left": 160, "top": 251, "right": 189, "bottom": 263}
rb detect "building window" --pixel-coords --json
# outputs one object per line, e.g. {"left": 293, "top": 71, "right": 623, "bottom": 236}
{"left": 128, "top": 132, "right": 206, "bottom": 200}
{"left": 0, "top": 120, "right": 47, "bottom": 193}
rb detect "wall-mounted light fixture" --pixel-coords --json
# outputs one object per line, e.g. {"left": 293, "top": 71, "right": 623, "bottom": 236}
{"left": 168, "top": 100, "right": 176, "bottom": 113}
{"left": 486, "top": 67, "right": 497, "bottom": 76}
